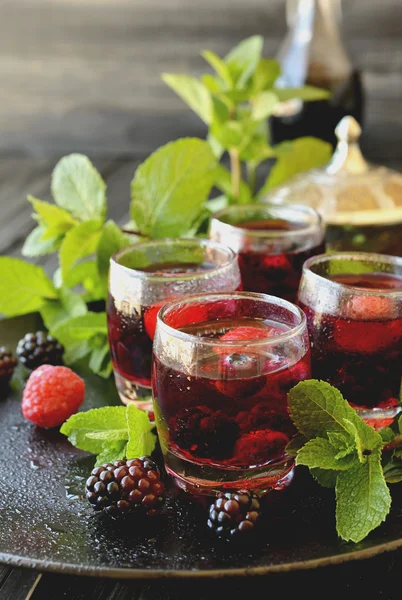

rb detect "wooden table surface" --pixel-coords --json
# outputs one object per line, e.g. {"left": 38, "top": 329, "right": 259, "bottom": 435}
{"left": 0, "top": 0, "right": 402, "bottom": 598}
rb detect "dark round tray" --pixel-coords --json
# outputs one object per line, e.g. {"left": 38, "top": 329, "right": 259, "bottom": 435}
{"left": 1, "top": 314, "right": 402, "bottom": 580}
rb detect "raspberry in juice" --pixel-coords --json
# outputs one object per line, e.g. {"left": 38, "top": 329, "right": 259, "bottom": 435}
{"left": 237, "top": 219, "right": 325, "bottom": 302}
{"left": 299, "top": 272, "right": 402, "bottom": 412}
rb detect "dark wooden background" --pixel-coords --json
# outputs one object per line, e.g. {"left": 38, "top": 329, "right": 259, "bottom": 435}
{"left": 0, "top": 0, "right": 402, "bottom": 598}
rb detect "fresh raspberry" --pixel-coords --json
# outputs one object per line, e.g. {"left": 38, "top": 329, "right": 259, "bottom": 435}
{"left": 144, "top": 302, "right": 165, "bottom": 341}
{"left": 220, "top": 326, "right": 274, "bottom": 343}
{"left": 22, "top": 365, "right": 85, "bottom": 428}
{"left": 262, "top": 254, "right": 291, "bottom": 272}
{"left": 231, "top": 429, "right": 289, "bottom": 466}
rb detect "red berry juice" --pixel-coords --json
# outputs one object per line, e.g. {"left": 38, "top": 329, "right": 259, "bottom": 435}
{"left": 299, "top": 272, "right": 402, "bottom": 411}
{"left": 236, "top": 219, "right": 325, "bottom": 302}
{"left": 107, "top": 262, "right": 217, "bottom": 390}
{"left": 152, "top": 317, "right": 311, "bottom": 494}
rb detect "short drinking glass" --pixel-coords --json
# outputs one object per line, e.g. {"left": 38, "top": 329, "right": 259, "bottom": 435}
{"left": 209, "top": 203, "right": 325, "bottom": 303}
{"left": 297, "top": 252, "right": 402, "bottom": 424}
{"left": 107, "top": 239, "right": 241, "bottom": 411}
{"left": 152, "top": 291, "right": 311, "bottom": 496}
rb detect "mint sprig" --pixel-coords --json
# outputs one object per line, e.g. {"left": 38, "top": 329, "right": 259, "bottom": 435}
{"left": 288, "top": 380, "right": 393, "bottom": 543}
{"left": 163, "top": 34, "right": 331, "bottom": 201}
{"left": 60, "top": 405, "right": 156, "bottom": 467}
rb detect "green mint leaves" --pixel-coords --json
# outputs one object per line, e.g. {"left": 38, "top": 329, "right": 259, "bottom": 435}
{"left": 130, "top": 138, "right": 217, "bottom": 238}
{"left": 0, "top": 258, "right": 58, "bottom": 317}
{"left": 288, "top": 380, "right": 392, "bottom": 543}
{"left": 163, "top": 35, "right": 331, "bottom": 201}
{"left": 51, "top": 153, "right": 107, "bottom": 221}
{"left": 50, "top": 312, "right": 112, "bottom": 378}
{"left": 60, "top": 405, "right": 156, "bottom": 467}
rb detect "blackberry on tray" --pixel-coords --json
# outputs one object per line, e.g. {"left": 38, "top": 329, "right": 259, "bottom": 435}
{"left": 16, "top": 331, "right": 64, "bottom": 370}
{"left": 207, "top": 490, "right": 261, "bottom": 539}
{"left": 85, "top": 457, "right": 166, "bottom": 517}
{"left": 0, "top": 346, "right": 17, "bottom": 383}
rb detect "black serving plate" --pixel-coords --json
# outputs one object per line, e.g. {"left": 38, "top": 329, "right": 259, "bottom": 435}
{"left": 1, "top": 314, "right": 402, "bottom": 580}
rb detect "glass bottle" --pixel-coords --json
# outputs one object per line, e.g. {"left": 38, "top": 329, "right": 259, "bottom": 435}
{"left": 269, "top": 0, "right": 364, "bottom": 147}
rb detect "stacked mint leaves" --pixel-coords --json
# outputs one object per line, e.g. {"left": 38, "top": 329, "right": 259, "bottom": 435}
{"left": 288, "top": 380, "right": 402, "bottom": 543}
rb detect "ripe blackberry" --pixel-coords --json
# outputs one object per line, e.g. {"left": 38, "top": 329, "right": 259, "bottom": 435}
{"left": 207, "top": 490, "right": 261, "bottom": 539}
{"left": 16, "top": 331, "right": 64, "bottom": 370}
{"left": 85, "top": 457, "right": 165, "bottom": 517}
{"left": 171, "top": 406, "right": 239, "bottom": 459}
{"left": 0, "top": 346, "right": 17, "bottom": 383}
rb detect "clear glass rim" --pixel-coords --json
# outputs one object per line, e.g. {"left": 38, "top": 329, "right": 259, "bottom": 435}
{"left": 302, "top": 251, "right": 402, "bottom": 296}
{"left": 157, "top": 291, "right": 307, "bottom": 347}
{"left": 110, "top": 238, "right": 238, "bottom": 282}
{"left": 210, "top": 202, "right": 323, "bottom": 240}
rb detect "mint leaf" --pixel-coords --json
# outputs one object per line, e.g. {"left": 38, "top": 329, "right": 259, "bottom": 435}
{"left": 96, "top": 220, "right": 129, "bottom": 278}
{"left": 0, "top": 257, "right": 57, "bottom": 317}
{"left": 310, "top": 468, "right": 337, "bottom": 489}
{"left": 60, "top": 220, "right": 103, "bottom": 281}
{"left": 28, "top": 195, "right": 77, "bottom": 239}
{"left": 383, "top": 454, "right": 402, "bottom": 484}
{"left": 201, "top": 74, "right": 222, "bottom": 94}
{"left": 40, "top": 287, "right": 88, "bottom": 330}
{"left": 343, "top": 418, "right": 383, "bottom": 463}
{"left": 288, "top": 380, "right": 369, "bottom": 441}
{"left": 252, "top": 58, "right": 280, "bottom": 94}
{"left": 251, "top": 91, "right": 278, "bottom": 121}
{"left": 327, "top": 432, "right": 356, "bottom": 460}
{"left": 51, "top": 312, "right": 107, "bottom": 365}
{"left": 224, "top": 35, "right": 263, "bottom": 88}
{"left": 162, "top": 74, "right": 212, "bottom": 125}
{"left": 22, "top": 226, "right": 62, "bottom": 257}
{"left": 88, "top": 343, "right": 112, "bottom": 379}
{"left": 60, "top": 406, "right": 128, "bottom": 454}
{"left": 201, "top": 50, "right": 233, "bottom": 88}
{"left": 51, "top": 154, "right": 107, "bottom": 221}
{"left": 60, "top": 261, "right": 104, "bottom": 300}
{"left": 126, "top": 404, "right": 156, "bottom": 459}
{"left": 86, "top": 430, "right": 128, "bottom": 442}
{"left": 296, "top": 437, "right": 355, "bottom": 471}
{"left": 335, "top": 449, "right": 391, "bottom": 543}
{"left": 95, "top": 442, "right": 127, "bottom": 467}
{"left": 275, "top": 85, "right": 330, "bottom": 102}
{"left": 130, "top": 138, "right": 217, "bottom": 238}
{"left": 260, "top": 137, "right": 332, "bottom": 193}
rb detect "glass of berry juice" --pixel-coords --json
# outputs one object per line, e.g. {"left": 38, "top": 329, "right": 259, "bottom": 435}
{"left": 297, "top": 252, "right": 402, "bottom": 426}
{"left": 107, "top": 239, "right": 241, "bottom": 412}
{"left": 209, "top": 203, "right": 325, "bottom": 303}
{"left": 151, "top": 291, "right": 311, "bottom": 496}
